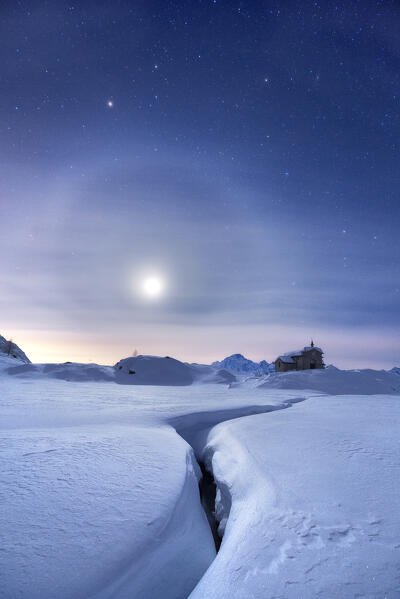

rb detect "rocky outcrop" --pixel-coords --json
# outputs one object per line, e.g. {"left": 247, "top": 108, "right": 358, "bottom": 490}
{"left": 0, "top": 334, "right": 31, "bottom": 363}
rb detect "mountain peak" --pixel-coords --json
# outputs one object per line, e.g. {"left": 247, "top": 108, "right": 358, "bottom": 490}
{"left": 211, "top": 354, "right": 272, "bottom": 375}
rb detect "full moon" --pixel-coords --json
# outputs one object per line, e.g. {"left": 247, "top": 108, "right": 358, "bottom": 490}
{"left": 141, "top": 276, "right": 164, "bottom": 298}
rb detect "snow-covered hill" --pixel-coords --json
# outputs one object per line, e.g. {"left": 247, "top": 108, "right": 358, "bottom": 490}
{"left": 0, "top": 334, "right": 30, "bottom": 364}
{"left": 255, "top": 364, "right": 400, "bottom": 395}
{"left": 211, "top": 353, "right": 273, "bottom": 375}
{"left": 6, "top": 361, "right": 115, "bottom": 382}
{"left": 115, "top": 355, "right": 237, "bottom": 386}
{"left": 115, "top": 355, "right": 195, "bottom": 386}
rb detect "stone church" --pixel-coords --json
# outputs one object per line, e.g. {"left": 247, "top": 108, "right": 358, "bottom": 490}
{"left": 274, "top": 341, "right": 324, "bottom": 372}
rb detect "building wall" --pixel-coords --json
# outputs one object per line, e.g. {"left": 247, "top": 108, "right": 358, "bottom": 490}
{"left": 294, "top": 349, "right": 324, "bottom": 370}
{"left": 275, "top": 359, "right": 296, "bottom": 372}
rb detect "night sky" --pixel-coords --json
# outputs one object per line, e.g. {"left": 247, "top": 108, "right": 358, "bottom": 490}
{"left": 1, "top": 1, "right": 399, "bottom": 367}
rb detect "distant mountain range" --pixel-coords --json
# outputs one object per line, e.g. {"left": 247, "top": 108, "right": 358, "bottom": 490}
{"left": 211, "top": 353, "right": 274, "bottom": 375}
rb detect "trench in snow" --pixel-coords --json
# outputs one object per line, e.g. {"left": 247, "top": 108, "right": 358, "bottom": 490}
{"left": 198, "top": 460, "right": 221, "bottom": 551}
{"left": 168, "top": 397, "right": 308, "bottom": 555}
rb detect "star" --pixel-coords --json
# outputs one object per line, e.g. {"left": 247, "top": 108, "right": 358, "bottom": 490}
{"left": 107, "top": 100, "right": 114, "bottom": 108}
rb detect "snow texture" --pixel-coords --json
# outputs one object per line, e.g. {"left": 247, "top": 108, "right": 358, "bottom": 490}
{"left": 190, "top": 394, "right": 400, "bottom": 598}
{"left": 0, "top": 380, "right": 231, "bottom": 599}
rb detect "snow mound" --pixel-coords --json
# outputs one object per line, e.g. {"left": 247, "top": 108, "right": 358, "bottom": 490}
{"left": 257, "top": 365, "right": 400, "bottom": 395}
{"left": 211, "top": 354, "right": 272, "bottom": 375}
{"left": 0, "top": 334, "right": 30, "bottom": 364}
{"left": 6, "top": 362, "right": 115, "bottom": 382}
{"left": 0, "top": 354, "right": 26, "bottom": 373}
{"left": 115, "top": 355, "right": 195, "bottom": 386}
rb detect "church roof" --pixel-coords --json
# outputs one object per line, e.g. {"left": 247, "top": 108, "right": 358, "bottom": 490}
{"left": 276, "top": 346, "right": 323, "bottom": 364}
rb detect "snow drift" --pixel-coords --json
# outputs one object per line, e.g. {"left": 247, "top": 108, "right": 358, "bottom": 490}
{"left": 6, "top": 361, "right": 115, "bottom": 382}
{"left": 189, "top": 363, "right": 237, "bottom": 385}
{"left": 256, "top": 364, "right": 400, "bottom": 395}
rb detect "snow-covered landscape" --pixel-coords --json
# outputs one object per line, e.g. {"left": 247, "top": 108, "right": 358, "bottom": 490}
{"left": 1, "top": 337, "right": 399, "bottom": 598}
{"left": 3, "top": 2, "right": 400, "bottom": 597}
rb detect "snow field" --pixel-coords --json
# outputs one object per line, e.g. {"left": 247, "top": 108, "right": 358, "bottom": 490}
{"left": 1, "top": 364, "right": 400, "bottom": 598}
{"left": 0, "top": 376, "right": 293, "bottom": 599}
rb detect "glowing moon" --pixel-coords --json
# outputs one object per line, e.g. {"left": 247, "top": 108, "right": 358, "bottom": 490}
{"left": 142, "top": 276, "right": 164, "bottom": 298}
